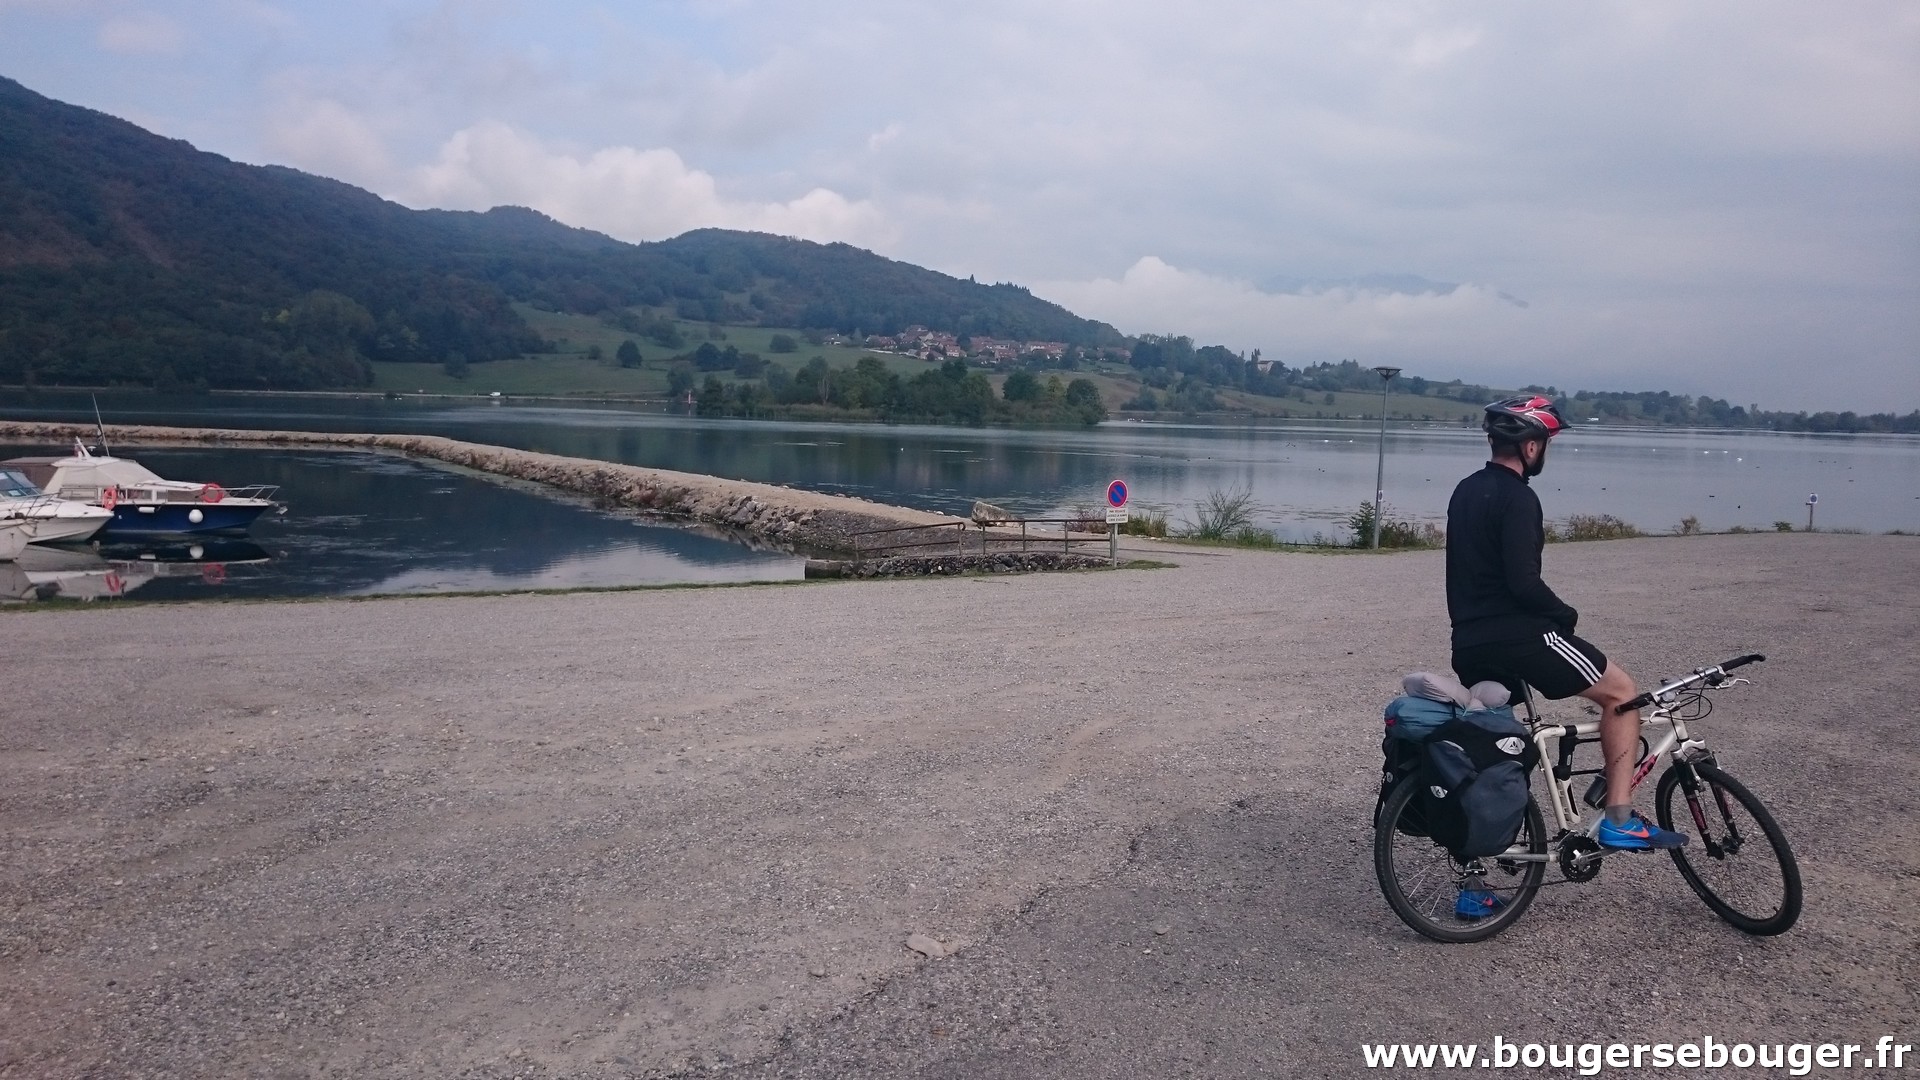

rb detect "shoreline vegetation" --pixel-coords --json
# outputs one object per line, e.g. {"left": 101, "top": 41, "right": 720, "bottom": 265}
{"left": 2, "top": 424, "right": 1903, "bottom": 565}
{"left": 1100, "top": 490, "right": 1904, "bottom": 552}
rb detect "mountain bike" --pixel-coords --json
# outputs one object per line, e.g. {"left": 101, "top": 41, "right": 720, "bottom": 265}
{"left": 1374, "top": 654, "right": 1802, "bottom": 943}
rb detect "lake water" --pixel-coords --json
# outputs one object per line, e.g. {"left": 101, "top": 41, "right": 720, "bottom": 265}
{"left": 4, "top": 390, "right": 1917, "bottom": 555}
{"left": 0, "top": 444, "right": 803, "bottom": 602}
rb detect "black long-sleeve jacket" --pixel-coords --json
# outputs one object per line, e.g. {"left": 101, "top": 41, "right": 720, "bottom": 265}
{"left": 1445, "top": 462, "right": 1580, "bottom": 648}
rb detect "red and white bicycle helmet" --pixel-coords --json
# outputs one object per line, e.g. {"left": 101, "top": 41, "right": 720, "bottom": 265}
{"left": 1482, "top": 396, "right": 1567, "bottom": 443}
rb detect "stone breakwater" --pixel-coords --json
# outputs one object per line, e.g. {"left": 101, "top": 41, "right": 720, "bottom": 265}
{"left": 0, "top": 422, "right": 959, "bottom": 554}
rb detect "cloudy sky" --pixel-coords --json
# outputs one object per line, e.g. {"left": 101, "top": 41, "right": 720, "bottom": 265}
{"left": 3, "top": 1, "right": 1916, "bottom": 410}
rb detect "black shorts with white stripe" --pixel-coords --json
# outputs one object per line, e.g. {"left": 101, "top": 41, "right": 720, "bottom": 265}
{"left": 1452, "top": 631, "right": 1610, "bottom": 702}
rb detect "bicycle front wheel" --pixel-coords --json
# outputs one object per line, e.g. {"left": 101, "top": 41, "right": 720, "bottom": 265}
{"left": 1374, "top": 776, "right": 1547, "bottom": 943}
{"left": 1655, "top": 762, "right": 1802, "bottom": 935}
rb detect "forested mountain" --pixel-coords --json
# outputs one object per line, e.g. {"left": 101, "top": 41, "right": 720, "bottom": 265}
{"left": 0, "top": 76, "right": 1120, "bottom": 390}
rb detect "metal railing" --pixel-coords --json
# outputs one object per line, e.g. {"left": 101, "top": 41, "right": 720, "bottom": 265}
{"left": 850, "top": 521, "right": 970, "bottom": 559}
{"left": 77, "top": 483, "right": 282, "bottom": 505}
{"left": 850, "top": 516, "right": 1114, "bottom": 559}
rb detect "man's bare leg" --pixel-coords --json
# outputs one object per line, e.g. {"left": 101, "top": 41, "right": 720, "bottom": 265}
{"left": 1578, "top": 662, "right": 1642, "bottom": 810}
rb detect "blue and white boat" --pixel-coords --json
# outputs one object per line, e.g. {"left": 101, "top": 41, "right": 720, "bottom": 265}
{"left": 3, "top": 442, "right": 282, "bottom": 537}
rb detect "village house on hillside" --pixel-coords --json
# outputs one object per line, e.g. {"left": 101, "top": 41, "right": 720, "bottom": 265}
{"left": 865, "top": 328, "right": 1077, "bottom": 364}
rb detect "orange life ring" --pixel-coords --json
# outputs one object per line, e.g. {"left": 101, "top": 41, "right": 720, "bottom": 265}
{"left": 198, "top": 483, "right": 226, "bottom": 503}
{"left": 200, "top": 563, "right": 227, "bottom": 586}
{"left": 104, "top": 571, "right": 124, "bottom": 595}
{"left": 101, "top": 486, "right": 118, "bottom": 510}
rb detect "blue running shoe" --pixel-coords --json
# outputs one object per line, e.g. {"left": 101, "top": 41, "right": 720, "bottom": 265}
{"left": 1597, "top": 812, "right": 1689, "bottom": 850}
{"left": 1456, "top": 886, "right": 1505, "bottom": 919}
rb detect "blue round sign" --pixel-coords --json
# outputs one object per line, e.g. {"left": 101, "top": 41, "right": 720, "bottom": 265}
{"left": 1106, "top": 479, "right": 1129, "bottom": 508}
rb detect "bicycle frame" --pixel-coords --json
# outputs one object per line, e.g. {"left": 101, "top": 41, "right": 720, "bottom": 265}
{"left": 1491, "top": 699, "right": 1711, "bottom": 864}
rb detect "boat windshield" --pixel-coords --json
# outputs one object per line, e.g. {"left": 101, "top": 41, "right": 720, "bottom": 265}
{"left": 0, "top": 469, "right": 44, "bottom": 498}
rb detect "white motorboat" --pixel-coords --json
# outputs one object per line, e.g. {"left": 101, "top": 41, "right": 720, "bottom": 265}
{"left": 0, "top": 465, "right": 116, "bottom": 544}
{"left": 3, "top": 442, "right": 280, "bottom": 537}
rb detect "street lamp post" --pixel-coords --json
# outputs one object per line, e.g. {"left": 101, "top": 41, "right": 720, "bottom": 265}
{"left": 1370, "top": 365, "right": 1401, "bottom": 549}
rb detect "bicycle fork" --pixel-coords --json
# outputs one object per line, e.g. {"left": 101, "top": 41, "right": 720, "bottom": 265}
{"left": 1669, "top": 760, "right": 1745, "bottom": 859}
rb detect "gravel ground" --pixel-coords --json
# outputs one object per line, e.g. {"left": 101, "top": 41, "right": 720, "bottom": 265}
{"left": 2, "top": 533, "right": 1915, "bottom": 1079}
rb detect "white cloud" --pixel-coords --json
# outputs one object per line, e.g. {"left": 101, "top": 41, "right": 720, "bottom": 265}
{"left": 1038, "top": 256, "right": 1920, "bottom": 411}
{"left": 220, "top": 0, "right": 298, "bottom": 34}
{"left": 1037, "top": 256, "right": 1523, "bottom": 364}
{"left": 265, "top": 98, "right": 393, "bottom": 185}
{"left": 97, "top": 11, "right": 184, "bottom": 54}
{"left": 404, "top": 121, "right": 894, "bottom": 247}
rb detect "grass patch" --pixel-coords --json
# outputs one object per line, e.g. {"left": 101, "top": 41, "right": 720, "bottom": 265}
{"left": 1346, "top": 501, "right": 1444, "bottom": 549}
{"left": 1551, "top": 514, "right": 1645, "bottom": 542}
{"left": 1121, "top": 509, "right": 1169, "bottom": 537}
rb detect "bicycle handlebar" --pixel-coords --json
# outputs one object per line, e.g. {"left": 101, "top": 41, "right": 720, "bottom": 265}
{"left": 1615, "top": 653, "right": 1766, "bottom": 714}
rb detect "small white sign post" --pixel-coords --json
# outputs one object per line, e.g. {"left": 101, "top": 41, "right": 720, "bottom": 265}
{"left": 1806, "top": 492, "right": 1818, "bottom": 531}
{"left": 1105, "top": 480, "right": 1129, "bottom": 566}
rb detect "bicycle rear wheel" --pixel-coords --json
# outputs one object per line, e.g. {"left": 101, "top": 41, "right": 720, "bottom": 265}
{"left": 1655, "top": 762, "right": 1802, "bottom": 936}
{"left": 1374, "top": 776, "right": 1547, "bottom": 943}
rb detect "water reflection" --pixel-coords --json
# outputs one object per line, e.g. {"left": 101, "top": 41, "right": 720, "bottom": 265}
{"left": 0, "top": 446, "right": 803, "bottom": 602}
{"left": 1, "top": 540, "right": 262, "bottom": 601}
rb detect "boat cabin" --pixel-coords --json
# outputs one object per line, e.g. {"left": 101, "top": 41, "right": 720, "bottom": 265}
{"left": 3, "top": 454, "right": 177, "bottom": 502}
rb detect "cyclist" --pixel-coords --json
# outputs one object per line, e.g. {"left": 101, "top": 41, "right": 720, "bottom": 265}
{"left": 1445, "top": 396, "right": 1687, "bottom": 890}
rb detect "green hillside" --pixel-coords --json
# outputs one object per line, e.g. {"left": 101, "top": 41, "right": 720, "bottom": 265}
{"left": 0, "top": 76, "right": 1120, "bottom": 393}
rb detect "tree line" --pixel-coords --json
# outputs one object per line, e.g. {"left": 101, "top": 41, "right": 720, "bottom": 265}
{"left": 687, "top": 357, "right": 1106, "bottom": 426}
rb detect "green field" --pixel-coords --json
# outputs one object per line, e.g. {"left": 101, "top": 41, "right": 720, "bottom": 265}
{"left": 369, "top": 355, "right": 670, "bottom": 397}
{"left": 1063, "top": 362, "right": 1482, "bottom": 421}
{"left": 372, "top": 305, "right": 1485, "bottom": 422}
{"left": 517, "top": 305, "right": 890, "bottom": 369}
{"left": 369, "top": 307, "right": 948, "bottom": 398}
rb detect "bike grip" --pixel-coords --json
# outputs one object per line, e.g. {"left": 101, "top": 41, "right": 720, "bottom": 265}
{"left": 1722, "top": 653, "right": 1766, "bottom": 671}
{"left": 1616, "top": 692, "right": 1653, "bottom": 715}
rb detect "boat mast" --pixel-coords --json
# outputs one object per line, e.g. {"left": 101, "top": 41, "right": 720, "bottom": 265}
{"left": 91, "top": 394, "right": 110, "bottom": 455}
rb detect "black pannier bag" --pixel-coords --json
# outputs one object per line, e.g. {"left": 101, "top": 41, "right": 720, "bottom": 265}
{"left": 1374, "top": 693, "right": 1460, "bottom": 836}
{"left": 1377, "top": 734, "right": 1430, "bottom": 836}
{"left": 1420, "top": 710, "right": 1541, "bottom": 859}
